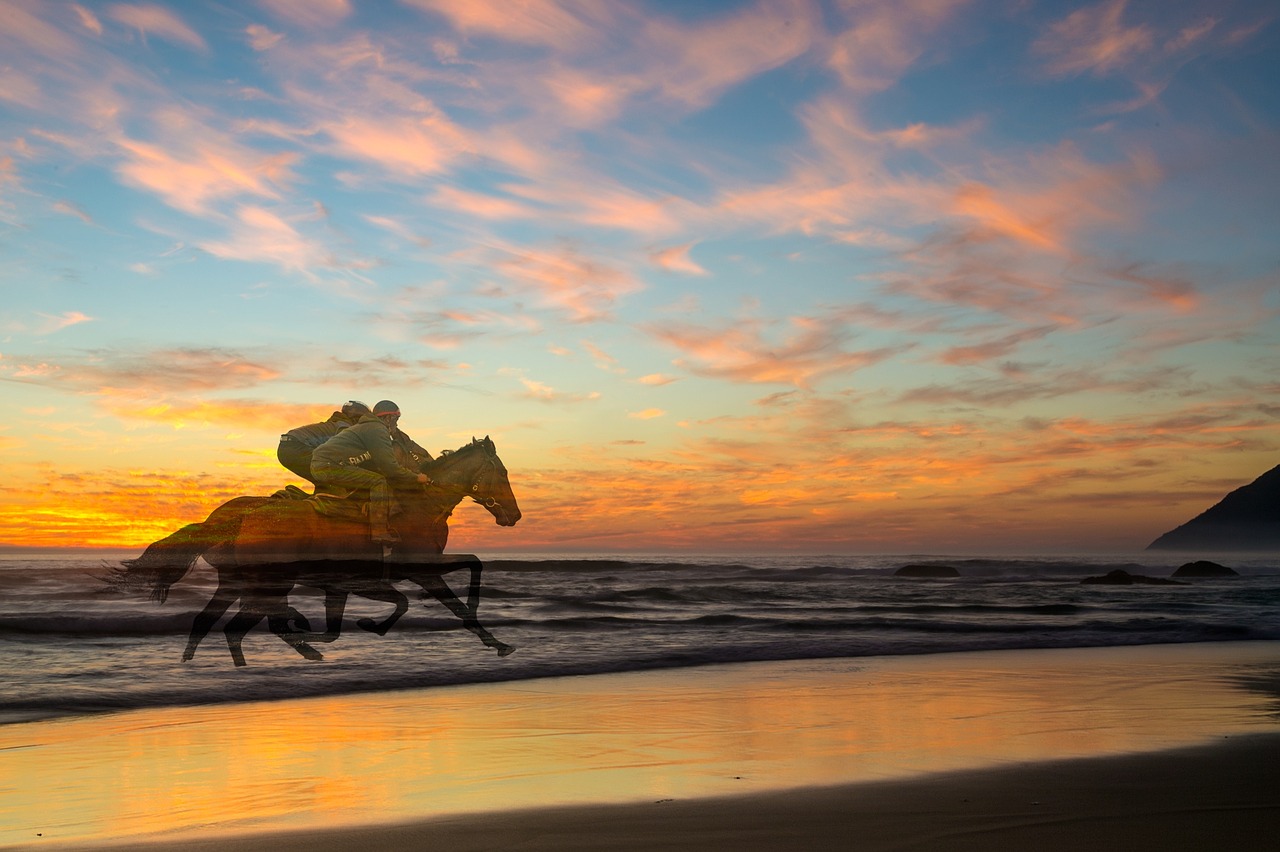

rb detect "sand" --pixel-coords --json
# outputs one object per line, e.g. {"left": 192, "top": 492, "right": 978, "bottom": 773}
{"left": 3, "top": 642, "right": 1279, "bottom": 851}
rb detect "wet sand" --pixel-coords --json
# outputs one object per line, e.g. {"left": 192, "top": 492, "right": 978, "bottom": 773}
{"left": 3, "top": 642, "right": 1279, "bottom": 851}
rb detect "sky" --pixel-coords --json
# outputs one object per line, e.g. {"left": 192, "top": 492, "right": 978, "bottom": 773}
{"left": 1, "top": 0, "right": 1277, "bottom": 554}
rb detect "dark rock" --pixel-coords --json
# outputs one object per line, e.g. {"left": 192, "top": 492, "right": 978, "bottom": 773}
{"left": 1171, "top": 560, "right": 1240, "bottom": 578}
{"left": 1081, "top": 569, "right": 1187, "bottom": 586}
{"left": 1147, "top": 465, "right": 1280, "bottom": 552}
{"left": 894, "top": 564, "right": 961, "bottom": 578}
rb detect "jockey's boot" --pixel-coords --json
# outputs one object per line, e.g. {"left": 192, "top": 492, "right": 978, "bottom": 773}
{"left": 368, "top": 482, "right": 399, "bottom": 543}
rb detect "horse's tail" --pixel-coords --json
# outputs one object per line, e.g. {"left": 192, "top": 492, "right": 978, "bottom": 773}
{"left": 111, "top": 523, "right": 209, "bottom": 603}
{"left": 104, "top": 495, "right": 275, "bottom": 603}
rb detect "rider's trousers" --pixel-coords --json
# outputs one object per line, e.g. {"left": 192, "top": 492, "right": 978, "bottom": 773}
{"left": 309, "top": 462, "right": 395, "bottom": 539}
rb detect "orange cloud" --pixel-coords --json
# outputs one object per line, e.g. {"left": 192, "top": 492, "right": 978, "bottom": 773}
{"left": 115, "top": 127, "right": 297, "bottom": 214}
{"left": 651, "top": 316, "right": 904, "bottom": 389}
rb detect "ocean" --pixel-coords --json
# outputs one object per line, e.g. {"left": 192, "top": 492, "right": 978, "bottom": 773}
{"left": 2, "top": 551, "right": 1278, "bottom": 726}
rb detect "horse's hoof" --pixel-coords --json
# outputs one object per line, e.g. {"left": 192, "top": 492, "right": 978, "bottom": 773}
{"left": 496, "top": 644, "right": 516, "bottom": 657}
{"left": 298, "top": 644, "right": 324, "bottom": 662}
{"left": 357, "top": 617, "right": 386, "bottom": 635}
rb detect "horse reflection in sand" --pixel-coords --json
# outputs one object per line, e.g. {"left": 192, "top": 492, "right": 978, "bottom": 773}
{"left": 114, "top": 437, "right": 519, "bottom": 666}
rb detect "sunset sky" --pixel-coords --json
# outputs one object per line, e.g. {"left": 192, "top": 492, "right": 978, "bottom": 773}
{"left": 1, "top": 0, "right": 1277, "bottom": 553}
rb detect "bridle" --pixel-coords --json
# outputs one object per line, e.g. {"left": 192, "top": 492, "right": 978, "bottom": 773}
{"left": 427, "top": 442, "right": 508, "bottom": 516}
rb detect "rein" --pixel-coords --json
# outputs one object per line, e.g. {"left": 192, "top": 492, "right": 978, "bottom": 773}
{"left": 426, "top": 443, "right": 504, "bottom": 510}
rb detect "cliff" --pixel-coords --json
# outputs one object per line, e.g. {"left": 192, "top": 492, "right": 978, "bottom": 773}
{"left": 1147, "top": 465, "right": 1280, "bottom": 552}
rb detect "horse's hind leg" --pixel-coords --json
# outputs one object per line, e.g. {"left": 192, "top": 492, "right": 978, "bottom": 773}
{"left": 224, "top": 593, "right": 324, "bottom": 666}
{"left": 184, "top": 582, "right": 238, "bottom": 662}
{"left": 353, "top": 585, "right": 409, "bottom": 636}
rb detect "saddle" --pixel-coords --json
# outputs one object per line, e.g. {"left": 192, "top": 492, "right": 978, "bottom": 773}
{"left": 269, "top": 483, "right": 368, "bottom": 521}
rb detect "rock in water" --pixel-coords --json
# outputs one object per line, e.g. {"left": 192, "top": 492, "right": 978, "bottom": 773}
{"left": 1171, "top": 560, "right": 1239, "bottom": 578}
{"left": 1147, "top": 465, "right": 1280, "bottom": 552}
{"left": 1081, "top": 569, "right": 1187, "bottom": 586}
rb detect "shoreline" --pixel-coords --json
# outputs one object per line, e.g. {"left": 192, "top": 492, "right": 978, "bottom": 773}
{"left": 3, "top": 641, "right": 1279, "bottom": 849}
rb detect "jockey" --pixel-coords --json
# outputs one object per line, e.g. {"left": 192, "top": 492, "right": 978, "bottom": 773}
{"left": 372, "top": 399, "right": 435, "bottom": 472}
{"left": 276, "top": 400, "right": 372, "bottom": 483}
{"left": 310, "top": 401, "right": 431, "bottom": 544}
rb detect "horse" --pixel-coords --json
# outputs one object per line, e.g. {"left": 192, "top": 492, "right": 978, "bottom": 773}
{"left": 114, "top": 437, "right": 519, "bottom": 666}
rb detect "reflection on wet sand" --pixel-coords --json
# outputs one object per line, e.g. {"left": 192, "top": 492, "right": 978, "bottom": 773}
{"left": 2, "top": 642, "right": 1278, "bottom": 848}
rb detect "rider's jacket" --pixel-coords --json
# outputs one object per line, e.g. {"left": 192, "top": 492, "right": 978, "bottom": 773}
{"left": 282, "top": 411, "right": 355, "bottom": 448}
{"left": 311, "top": 415, "right": 423, "bottom": 487}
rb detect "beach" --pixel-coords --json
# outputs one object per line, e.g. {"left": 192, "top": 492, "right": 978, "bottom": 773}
{"left": 4, "top": 641, "right": 1279, "bottom": 851}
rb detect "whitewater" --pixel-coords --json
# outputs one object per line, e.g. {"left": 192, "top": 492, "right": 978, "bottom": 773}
{"left": 2, "top": 551, "right": 1277, "bottom": 726}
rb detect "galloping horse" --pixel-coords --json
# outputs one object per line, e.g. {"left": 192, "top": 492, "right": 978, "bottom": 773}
{"left": 116, "top": 437, "right": 520, "bottom": 665}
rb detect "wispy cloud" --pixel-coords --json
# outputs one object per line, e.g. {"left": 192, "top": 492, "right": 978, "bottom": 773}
{"left": 1033, "top": 0, "right": 1153, "bottom": 78}
{"left": 105, "top": 4, "right": 208, "bottom": 52}
{"left": 34, "top": 311, "right": 96, "bottom": 334}
{"left": 650, "top": 315, "right": 905, "bottom": 389}
{"left": 650, "top": 243, "right": 708, "bottom": 276}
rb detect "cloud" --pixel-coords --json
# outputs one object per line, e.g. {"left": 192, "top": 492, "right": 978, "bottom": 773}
{"left": 403, "top": 0, "right": 604, "bottom": 51}
{"left": 429, "top": 186, "right": 536, "bottom": 221}
{"left": 898, "top": 364, "right": 1195, "bottom": 408}
{"left": 245, "top": 24, "right": 284, "bottom": 51}
{"left": 937, "top": 325, "right": 1057, "bottom": 366}
{"left": 35, "top": 311, "right": 96, "bottom": 334}
{"left": 321, "top": 112, "right": 472, "bottom": 177}
{"left": 492, "top": 243, "right": 642, "bottom": 322}
{"left": 199, "top": 205, "right": 341, "bottom": 275}
{"left": 637, "top": 373, "right": 678, "bottom": 386}
{"left": 628, "top": 408, "right": 665, "bottom": 419}
{"left": 510, "top": 374, "right": 601, "bottom": 404}
{"left": 0, "top": 347, "right": 281, "bottom": 396}
{"left": 1033, "top": 0, "right": 1154, "bottom": 78}
{"left": 114, "top": 119, "right": 299, "bottom": 214}
{"left": 106, "top": 4, "right": 208, "bottom": 52}
{"left": 52, "top": 200, "right": 93, "bottom": 224}
{"left": 826, "top": 0, "right": 968, "bottom": 93}
{"left": 257, "top": 0, "right": 353, "bottom": 29}
{"left": 650, "top": 315, "right": 904, "bottom": 389}
{"left": 108, "top": 398, "right": 335, "bottom": 431}
{"left": 71, "top": 4, "right": 103, "bottom": 36}
{"left": 650, "top": 243, "right": 708, "bottom": 276}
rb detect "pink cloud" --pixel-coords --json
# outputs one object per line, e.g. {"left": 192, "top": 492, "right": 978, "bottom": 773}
{"left": 199, "top": 205, "right": 335, "bottom": 274}
{"left": 403, "top": 0, "right": 603, "bottom": 51}
{"left": 106, "top": 4, "right": 207, "bottom": 52}
{"left": 322, "top": 113, "right": 471, "bottom": 177}
{"left": 494, "top": 244, "right": 642, "bottom": 322}
{"left": 1033, "top": 0, "right": 1154, "bottom": 77}
{"left": 650, "top": 243, "right": 708, "bottom": 276}
{"left": 35, "top": 311, "right": 96, "bottom": 334}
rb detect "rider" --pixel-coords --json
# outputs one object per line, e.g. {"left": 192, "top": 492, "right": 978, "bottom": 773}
{"left": 309, "top": 401, "right": 431, "bottom": 544}
{"left": 373, "top": 399, "right": 435, "bottom": 472}
{"left": 277, "top": 400, "right": 371, "bottom": 483}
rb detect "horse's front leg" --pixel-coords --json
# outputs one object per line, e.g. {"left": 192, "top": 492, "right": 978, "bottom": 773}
{"left": 417, "top": 573, "right": 514, "bottom": 657}
{"left": 291, "top": 587, "right": 350, "bottom": 643}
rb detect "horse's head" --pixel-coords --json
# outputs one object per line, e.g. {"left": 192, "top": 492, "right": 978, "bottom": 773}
{"left": 427, "top": 436, "right": 521, "bottom": 527}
